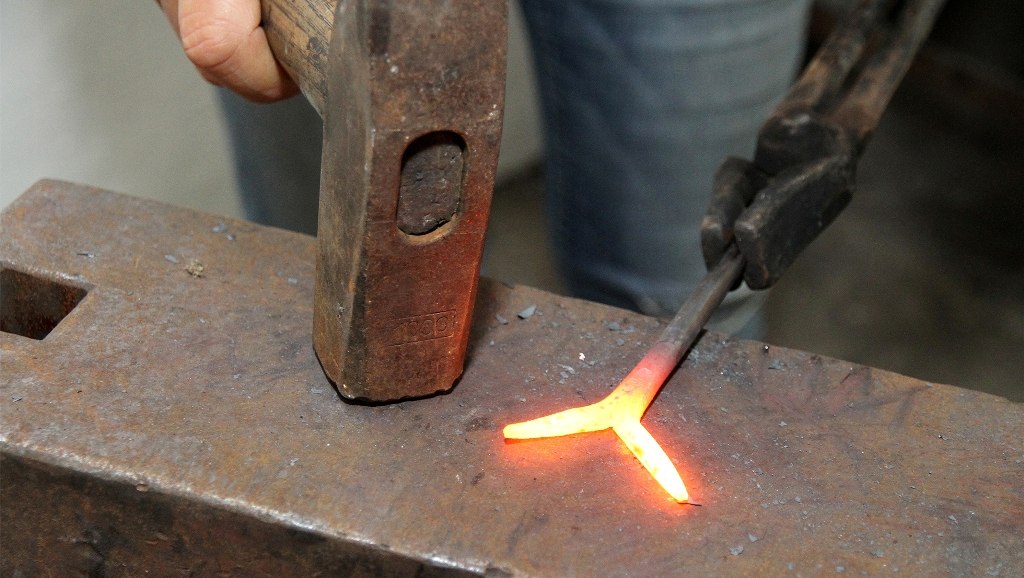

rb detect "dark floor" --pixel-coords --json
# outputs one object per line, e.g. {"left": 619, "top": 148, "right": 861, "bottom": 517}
{"left": 482, "top": 63, "right": 1024, "bottom": 402}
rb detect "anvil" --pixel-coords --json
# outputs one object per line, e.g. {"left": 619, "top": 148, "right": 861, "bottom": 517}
{"left": 2, "top": 180, "right": 1022, "bottom": 575}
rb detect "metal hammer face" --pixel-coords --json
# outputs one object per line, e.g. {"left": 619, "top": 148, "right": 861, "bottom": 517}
{"left": 265, "top": 0, "right": 507, "bottom": 401}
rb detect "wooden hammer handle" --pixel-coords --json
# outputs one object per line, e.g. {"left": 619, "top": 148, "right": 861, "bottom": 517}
{"left": 262, "top": 0, "right": 336, "bottom": 115}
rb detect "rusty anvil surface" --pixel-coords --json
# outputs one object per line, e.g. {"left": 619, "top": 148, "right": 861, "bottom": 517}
{"left": 2, "top": 180, "right": 1022, "bottom": 576}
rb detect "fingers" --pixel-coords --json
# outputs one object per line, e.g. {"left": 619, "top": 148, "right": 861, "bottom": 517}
{"left": 160, "top": 0, "right": 298, "bottom": 102}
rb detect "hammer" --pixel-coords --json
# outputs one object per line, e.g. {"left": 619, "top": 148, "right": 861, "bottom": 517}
{"left": 260, "top": 0, "right": 507, "bottom": 401}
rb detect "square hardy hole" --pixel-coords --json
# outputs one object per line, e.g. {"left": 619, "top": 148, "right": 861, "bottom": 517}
{"left": 1, "top": 267, "right": 89, "bottom": 340}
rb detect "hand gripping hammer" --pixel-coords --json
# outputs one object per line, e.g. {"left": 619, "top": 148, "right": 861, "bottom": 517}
{"left": 261, "top": 0, "right": 507, "bottom": 401}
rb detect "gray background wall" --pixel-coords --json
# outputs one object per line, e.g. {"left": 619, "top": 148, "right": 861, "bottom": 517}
{"left": 0, "top": 1, "right": 542, "bottom": 215}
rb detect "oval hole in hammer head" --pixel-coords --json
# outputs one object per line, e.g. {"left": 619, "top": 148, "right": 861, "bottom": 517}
{"left": 397, "top": 131, "right": 466, "bottom": 237}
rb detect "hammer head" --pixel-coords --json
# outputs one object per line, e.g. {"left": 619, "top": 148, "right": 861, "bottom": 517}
{"left": 313, "top": 1, "right": 507, "bottom": 401}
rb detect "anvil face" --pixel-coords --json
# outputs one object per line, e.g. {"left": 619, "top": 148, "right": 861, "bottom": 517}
{"left": 2, "top": 181, "right": 1022, "bottom": 576}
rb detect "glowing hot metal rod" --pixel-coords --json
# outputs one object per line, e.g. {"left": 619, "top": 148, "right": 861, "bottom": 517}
{"left": 504, "top": 246, "right": 745, "bottom": 503}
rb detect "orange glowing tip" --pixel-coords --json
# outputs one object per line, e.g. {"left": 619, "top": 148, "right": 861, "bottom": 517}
{"left": 503, "top": 246, "right": 747, "bottom": 503}
{"left": 504, "top": 342, "right": 690, "bottom": 502}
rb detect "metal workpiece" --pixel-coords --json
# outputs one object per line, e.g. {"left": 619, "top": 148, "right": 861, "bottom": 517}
{"left": 702, "top": 0, "right": 947, "bottom": 289}
{"left": 3, "top": 181, "right": 1022, "bottom": 575}
{"left": 260, "top": 0, "right": 508, "bottom": 401}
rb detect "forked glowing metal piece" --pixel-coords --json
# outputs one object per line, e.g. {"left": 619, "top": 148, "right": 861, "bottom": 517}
{"left": 504, "top": 247, "right": 745, "bottom": 503}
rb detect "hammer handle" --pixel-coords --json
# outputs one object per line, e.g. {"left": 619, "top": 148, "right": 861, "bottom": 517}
{"left": 262, "top": 0, "right": 335, "bottom": 114}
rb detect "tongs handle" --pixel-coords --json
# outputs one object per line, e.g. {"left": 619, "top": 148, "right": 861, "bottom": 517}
{"left": 702, "top": 0, "right": 946, "bottom": 289}
{"left": 831, "top": 0, "right": 948, "bottom": 147}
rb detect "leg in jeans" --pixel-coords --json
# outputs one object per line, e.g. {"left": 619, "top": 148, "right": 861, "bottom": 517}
{"left": 218, "top": 0, "right": 810, "bottom": 327}
{"left": 217, "top": 88, "right": 322, "bottom": 236}
{"left": 519, "top": 0, "right": 810, "bottom": 318}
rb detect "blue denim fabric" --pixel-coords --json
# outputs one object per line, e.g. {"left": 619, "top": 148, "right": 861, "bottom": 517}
{"left": 218, "top": 89, "right": 322, "bottom": 236}
{"left": 520, "top": 0, "right": 809, "bottom": 315}
{"left": 219, "top": 0, "right": 809, "bottom": 317}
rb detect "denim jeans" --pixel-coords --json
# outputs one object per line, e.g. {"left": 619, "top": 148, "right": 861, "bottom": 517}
{"left": 219, "top": 0, "right": 809, "bottom": 319}
{"left": 218, "top": 89, "right": 322, "bottom": 236}
{"left": 519, "top": 0, "right": 808, "bottom": 315}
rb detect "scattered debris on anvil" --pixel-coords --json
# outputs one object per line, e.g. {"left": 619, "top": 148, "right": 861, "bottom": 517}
{"left": 185, "top": 259, "right": 205, "bottom": 278}
{"left": 212, "top": 222, "right": 236, "bottom": 241}
{"left": 517, "top": 304, "right": 537, "bottom": 319}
